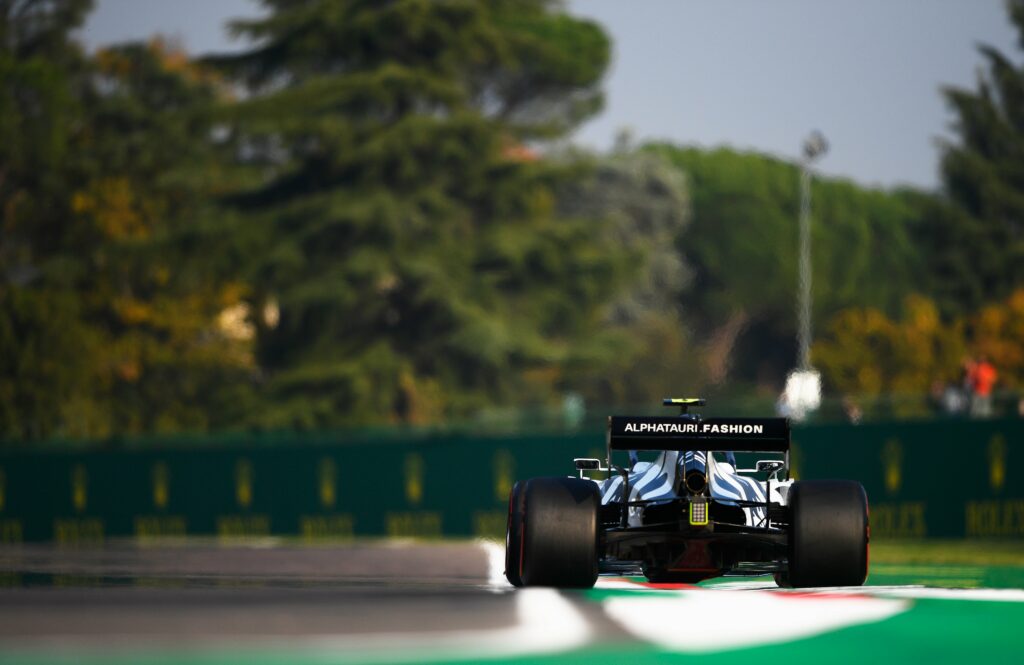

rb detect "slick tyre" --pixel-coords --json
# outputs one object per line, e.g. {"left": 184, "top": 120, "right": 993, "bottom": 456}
{"left": 785, "top": 480, "right": 869, "bottom": 588}
{"left": 505, "top": 480, "right": 525, "bottom": 587}
{"left": 518, "top": 477, "right": 600, "bottom": 588}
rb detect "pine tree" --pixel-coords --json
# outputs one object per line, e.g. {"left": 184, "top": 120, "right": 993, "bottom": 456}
{"left": 209, "top": 0, "right": 629, "bottom": 426}
{"left": 934, "top": 0, "right": 1024, "bottom": 310}
{"left": 0, "top": 0, "right": 96, "bottom": 439}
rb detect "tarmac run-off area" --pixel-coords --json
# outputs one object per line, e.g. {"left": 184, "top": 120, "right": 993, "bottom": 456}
{"left": 0, "top": 540, "right": 1022, "bottom": 664}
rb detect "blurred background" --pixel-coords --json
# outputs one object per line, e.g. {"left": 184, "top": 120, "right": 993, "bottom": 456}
{"left": 0, "top": 1, "right": 1019, "bottom": 440}
{"left": 4, "top": 0, "right": 1024, "bottom": 443}
{"left": 1, "top": 0, "right": 1023, "bottom": 541}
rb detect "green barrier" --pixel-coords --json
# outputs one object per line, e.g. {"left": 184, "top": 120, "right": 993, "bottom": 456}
{"left": 795, "top": 419, "right": 1023, "bottom": 539}
{"left": 0, "top": 420, "right": 1020, "bottom": 543}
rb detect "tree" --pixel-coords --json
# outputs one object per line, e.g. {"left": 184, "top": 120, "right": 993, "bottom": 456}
{"left": 971, "top": 288, "right": 1024, "bottom": 388}
{"left": 646, "top": 144, "right": 922, "bottom": 390}
{"left": 932, "top": 0, "right": 1024, "bottom": 312}
{"left": 814, "top": 288, "right": 1024, "bottom": 403}
{"left": 208, "top": 0, "right": 630, "bottom": 427}
{"left": 813, "top": 295, "right": 965, "bottom": 398}
{"left": 554, "top": 140, "right": 696, "bottom": 404}
{"left": 0, "top": 0, "right": 255, "bottom": 440}
{"left": 0, "top": 0, "right": 97, "bottom": 439}
{"left": 68, "top": 40, "right": 255, "bottom": 436}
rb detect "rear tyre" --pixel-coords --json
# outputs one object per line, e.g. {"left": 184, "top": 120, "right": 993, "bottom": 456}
{"left": 504, "top": 480, "right": 525, "bottom": 587}
{"left": 785, "top": 480, "right": 869, "bottom": 588}
{"left": 519, "top": 477, "right": 600, "bottom": 588}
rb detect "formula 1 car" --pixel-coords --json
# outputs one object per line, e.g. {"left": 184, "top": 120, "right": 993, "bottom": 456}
{"left": 505, "top": 398, "right": 868, "bottom": 588}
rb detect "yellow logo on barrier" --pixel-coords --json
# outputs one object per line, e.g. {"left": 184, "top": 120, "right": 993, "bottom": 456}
{"left": 318, "top": 457, "right": 337, "bottom": 509}
{"left": 405, "top": 454, "right": 423, "bottom": 505}
{"left": 152, "top": 462, "right": 169, "bottom": 510}
{"left": 882, "top": 439, "right": 902, "bottom": 495}
{"left": 72, "top": 465, "right": 88, "bottom": 513}
{"left": 989, "top": 435, "right": 1007, "bottom": 493}
{"left": 235, "top": 459, "right": 253, "bottom": 509}
{"left": 493, "top": 450, "right": 514, "bottom": 502}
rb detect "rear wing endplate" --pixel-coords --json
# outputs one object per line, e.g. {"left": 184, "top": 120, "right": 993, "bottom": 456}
{"left": 607, "top": 416, "right": 790, "bottom": 453}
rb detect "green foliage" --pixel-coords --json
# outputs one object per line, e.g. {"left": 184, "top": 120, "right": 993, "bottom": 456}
{"left": 0, "top": 0, "right": 253, "bottom": 440}
{"left": 7, "top": 0, "right": 1024, "bottom": 441}
{"left": 0, "top": 286, "right": 99, "bottom": 439}
{"left": 70, "top": 41, "right": 256, "bottom": 436}
{"left": 554, "top": 142, "right": 697, "bottom": 403}
{"left": 208, "top": 0, "right": 627, "bottom": 427}
{"left": 0, "top": 0, "right": 91, "bottom": 285}
{"left": 1, "top": 0, "right": 95, "bottom": 439}
{"left": 811, "top": 0, "right": 1024, "bottom": 403}
{"left": 647, "top": 144, "right": 923, "bottom": 388}
{"left": 927, "top": 0, "right": 1024, "bottom": 313}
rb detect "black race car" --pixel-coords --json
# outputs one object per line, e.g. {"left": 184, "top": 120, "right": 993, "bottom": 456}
{"left": 505, "top": 398, "right": 869, "bottom": 588}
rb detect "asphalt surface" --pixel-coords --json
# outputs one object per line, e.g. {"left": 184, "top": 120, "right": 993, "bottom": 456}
{"left": 0, "top": 541, "right": 1022, "bottom": 664}
{"left": 0, "top": 542, "right": 517, "bottom": 639}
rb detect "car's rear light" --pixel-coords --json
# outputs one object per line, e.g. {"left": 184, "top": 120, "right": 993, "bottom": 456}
{"left": 689, "top": 497, "right": 709, "bottom": 526}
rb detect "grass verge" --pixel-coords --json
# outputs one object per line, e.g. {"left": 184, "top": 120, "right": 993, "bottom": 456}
{"left": 870, "top": 539, "right": 1024, "bottom": 566}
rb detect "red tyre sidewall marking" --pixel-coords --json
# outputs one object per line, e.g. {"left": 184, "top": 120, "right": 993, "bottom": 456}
{"left": 865, "top": 501, "right": 871, "bottom": 578}
{"left": 518, "top": 516, "right": 525, "bottom": 580}
{"left": 518, "top": 483, "right": 527, "bottom": 581}
{"left": 506, "top": 487, "right": 517, "bottom": 551}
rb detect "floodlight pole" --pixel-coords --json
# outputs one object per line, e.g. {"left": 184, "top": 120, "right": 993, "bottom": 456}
{"left": 797, "top": 131, "right": 827, "bottom": 372}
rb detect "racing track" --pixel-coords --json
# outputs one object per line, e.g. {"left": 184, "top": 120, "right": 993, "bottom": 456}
{"left": 0, "top": 540, "right": 1022, "bottom": 664}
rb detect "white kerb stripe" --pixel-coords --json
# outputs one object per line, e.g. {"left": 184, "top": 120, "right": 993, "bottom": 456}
{"left": 603, "top": 590, "right": 906, "bottom": 653}
{"left": 479, "top": 539, "right": 513, "bottom": 592}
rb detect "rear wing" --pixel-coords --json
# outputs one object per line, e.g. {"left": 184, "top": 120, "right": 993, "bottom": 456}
{"left": 607, "top": 416, "right": 790, "bottom": 453}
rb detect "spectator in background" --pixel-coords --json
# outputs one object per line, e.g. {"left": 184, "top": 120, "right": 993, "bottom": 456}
{"left": 933, "top": 379, "right": 967, "bottom": 416}
{"left": 842, "top": 396, "right": 862, "bottom": 424}
{"left": 968, "top": 355, "right": 998, "bottom": 418}
{"left": 962, "top": 356, "right": 977, "bottom": 396}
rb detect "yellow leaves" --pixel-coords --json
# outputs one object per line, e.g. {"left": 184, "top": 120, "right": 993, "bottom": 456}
{"left": 976, "top": 304, "right": 1007, "bottom": 333}
{"left": 396, "top": 371, "right": 446, "bottom": 425}
{"left": 152, "top": 266, "right": 171, "bottom": 286}
{"left": 970, "top": 288, "right": 1024, "bottom": 387}
{"left": 149, "top": 37, "right": 190, "bottom": 75}
{"left": 115, "top": 359, "right": 141, "bottom": 382}
{"left": 1009, "top": 289, "right": 1024, "bottom": 314}
{"left": 814, "top": 295, "right": 963, "bottom": 396}
{"left": 521, "top": 366, "right": 562, "bottom": 391}
{"left": 96, "top": 37, "right": 225, "bottom": 97}
{"left": 856, "top": 366, "right": 883, "bottom": 395}
{"left": 148, "top": 36, "right": 224, "bottom": 88}
{"left": 94, "top": 48, "right": 134, "bottom": 78}
{"left": 816, "top": 290, "right": 1024, "bottom": 396}
{"left": 72, "top": 178, "right": 152, "bottom": 240}
{"left": 112, "top": 297, "right": 152, "bottom": 326}
{"left": 904, "top": 294, "right": 939, "bottom": 334}
{"left": 218, "top": 282, "right": 250, "bottom": 309}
